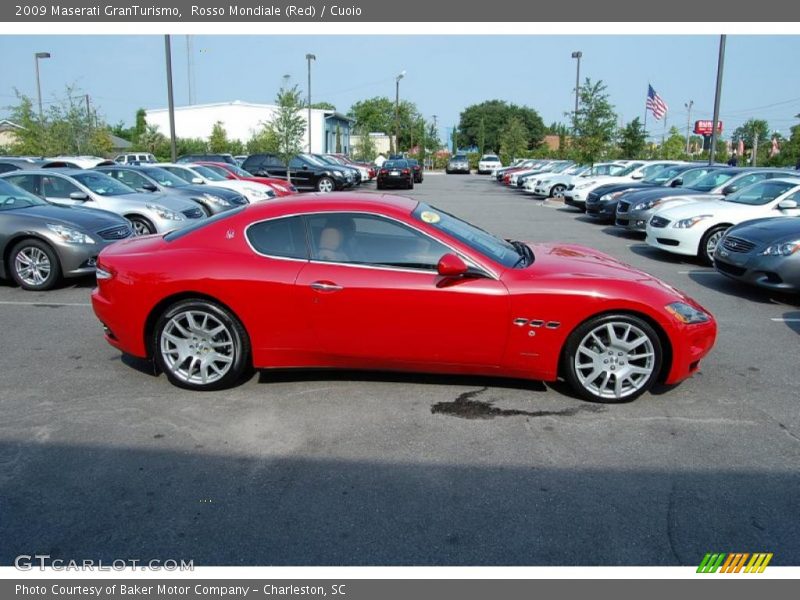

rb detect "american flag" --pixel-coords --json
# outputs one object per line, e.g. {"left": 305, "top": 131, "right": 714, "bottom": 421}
{"left": 646, "top": 85, "right": 668, "bottom": 120}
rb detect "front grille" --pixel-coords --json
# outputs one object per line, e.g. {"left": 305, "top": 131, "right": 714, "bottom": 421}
{"left": 182, "top": 207, "right": 204, "bottom": 219}
{"left": 656, "top": 237, "right": 680, "bottom": 246}
{"left": 616, "top": 218, "right": 629, "bottom": 226}
{"left": 721, "top": 235, "right": 756, "bottom": 253}
{"left": 715, "top": 260, "right": 747, "bottom": 277}
{"left": 618, "top": 200, "right": 630, "bottom": 214}
{"left": 650, "top": 215, "right": 670, "bottom": 228}
{"left": 97, "top": 225, "right": 132, "bottom": 240}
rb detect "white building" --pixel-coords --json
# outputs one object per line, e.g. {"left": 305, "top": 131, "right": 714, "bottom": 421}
{"left": 145, "top": 100, "right": 353, "bottom": 154}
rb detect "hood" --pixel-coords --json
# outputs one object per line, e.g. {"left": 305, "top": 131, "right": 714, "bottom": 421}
{"left": 655, "top": 198, "right": 751, "bottom": 220}
{"left": 182, "top": 184, "right": 242, "bottom": 200}
{"left": 621, "top": 187, "right": 697, "bottom": 203}
{"left": 727, "top": 217, "right": 800, "bottom": 244}
{"left": 593, "top": 182, "right": 655, "bottom": 196}
{"left": 14, "top": 203, "right": 127, "bottom": 231}
{"left": 118, "top": 192, "right": 197, "bottom": 212}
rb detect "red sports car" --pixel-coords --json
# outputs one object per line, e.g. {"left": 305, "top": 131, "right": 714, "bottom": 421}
{"left": 196, "top": 161, "right": 298, "bottom": 197}
{"left": 91, "top": 194, "right": 716, "bottom": 402}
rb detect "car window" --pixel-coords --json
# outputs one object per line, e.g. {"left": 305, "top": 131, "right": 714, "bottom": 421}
{"left": 289, "top": 157, "right": 306, "bottom": 169}
{"left": 247, "top": 216, "right": 308, "bottom": 259}
{"left": 727, "top": 173, "right": 765, "bottom": 192}
{"left": 726, "top": 181, "right": 797, "bottom": 206}
{"left": 308, "top": 213, "right": 450, "bottom": 271}
{"left": 109, "top": 169, "right": 148, "bottom": 189}
{"left": 162, "top": 166, "right": 195, "bottom": 183}
{"left": 141, "top": 168, "right": 188, "bottom": 188}
{"left": 43, "top": 175, "right": 81, "bottom": 198}
{"left": 3, "top": 174, "right": 41, "bottom": 195}
{"left": 0, "top": 179, "right": 48, "bottom": 209}
{"left": 72, "top": 172, "right": 135, "bottom": 196}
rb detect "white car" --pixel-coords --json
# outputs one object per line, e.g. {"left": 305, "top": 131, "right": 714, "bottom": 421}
{"left": 509, "top": 161, "right": 572, "bottom": 187}
{"left": 157, "top": 163, "right": 275, "bottom": 203}
{"left": 478, "top": 154, "right": 502, "bottom": 174}
{"left": 646, "top": 177, "right": 800, "bottom": 265}
{"left": 41, "top": 156, "right": 116, "bottom": 169}
{"left": 564, "top": 161, "right": 682, "bottom": 209}
{"left": 527, "top": 163, "right": 627, "bottom": 197}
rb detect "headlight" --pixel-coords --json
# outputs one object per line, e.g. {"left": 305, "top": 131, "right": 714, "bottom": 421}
{"left": 665, "top": 301, "right": 710, "bottom": 324}
{"left": 673, "top": 215, "right": 713, "bottom": 229}
{"left": 760, "top": 240, "right": 800, "bottom": 256}
{"left": 600, "top": 193, "right": 615, "bottom": 201}
{"left": 146, "top": 204, "right": 184, "bottom": 221}
{"left": 333, "top": 170, "right": 344, "bottom": 177}
{"left": 202, "top": 193, "right": 231, "bottom": 206}
{"left": 633, "top": 199, "right": 659, "bottom": 211}
{"left": 46, "top": 223, "right": 95, "bottom": 244}
{"left": 539, "top": 180, "right": 549, "bottom": 185}
{"left": 244, "top": 186, "right": 270, "bottom": 198}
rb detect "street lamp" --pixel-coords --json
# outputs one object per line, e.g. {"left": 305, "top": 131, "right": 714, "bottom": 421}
{"left": 684, "top": 100, "right": 694, "bottom": 155}
{"left": 306, "top": 53, "right": 316, "bottom": 152}
{"left": 34, "top": 52, "right": 51, "bottom": 122}
{"left": 571, "top": 51, "right": 582, "bottom": 134}
{"left": 394, "top": 70, "right": 406, "bottom": 155}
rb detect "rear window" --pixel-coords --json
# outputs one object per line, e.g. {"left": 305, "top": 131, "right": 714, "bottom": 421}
{"left": 246, "top": 216, "right": 308, "bottom": 259}
{"left": 384, "top": 161, "right": 408, "bottom": 169}
{"left": 481, "top": 155, "right": 499, "bottom": 161}
{"left": 163, "top": 207, "right": 246, "bottom": 242}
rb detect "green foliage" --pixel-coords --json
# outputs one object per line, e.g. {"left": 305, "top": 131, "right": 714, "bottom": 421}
{"left": 309, "top": 101, "right": 336, "bottom": 111}
{"left": 352, "top": 124, "right": 377, "bottom": 162}
{"left": 348, "top": 96, "right": 421, "bottom": 153}
{"left": 270, "top": 85, "right": 307, "bottom": 182}
{"left": 246, "top": 123, "right": 280, "bottom": 154}
{"left": 457, "top": 100, "right": 545, "bottom": 153}
{"left": 570, "top": 78, "right": 618, "bottom": 165}
{"left": 208, "top": 121, "right": 229, "bottom": 153}
{"left": 660, "top": 126, "right": 687, "bottom": 159}
{"left": 618, "top": 117, "right": 647, "bottom": 159}
{"left": 451, "top": 127, "right": 458, "bottom": 154}
{"left": 498, "top": 116, "right": 529, "bottom": 165}
{"left": 732, "top": 118, "right": 770, "bottom": 146}
{"left": 335, "top": 123, "right": 342, "bottom": 154}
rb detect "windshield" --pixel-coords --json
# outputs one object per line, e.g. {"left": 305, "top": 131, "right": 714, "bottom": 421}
{"left": 412, "top": 203, "right": 522, "bottom": 268}
{"left": 678, "top": 167, "right": 715, "bottom": 188}
{"left": 642, "top": 165, "right": 683, "bottom": 184}
{"left": 616, "top": 163, "right": 645, "bottom": 177}
{"left": 384, "top": 161, "right": 408, "bottom": 169}
{"left": 300, "top": 154, "right": 327, "bottom": 167}
{"left": 228, "top": 164, "right": 255, "bottom": 177}
{"left": 452, "top": 155, "right": 468, "bottom": 161}
{"left": 481, "top": 155, "right": 499, "bottom": 161}
{"left": 690, "top": 169, "right": 739, "bottom": 192}
{"left": 566, "top": 165, "right": 588, "bottom": 175}
{"left": 141, "top": 167, "right": 189, "bottom": 188}
{"left": 550, "top": 162, "right": 573, "bottom": 174}
{"left": 201, "top": 164, "right": 233, "bottom": 178}
{"left": 190, "top": 165, "right": 227, "bottom": 181}
{"left": 0, "top": 179, "right": 48, "bottom": 210}
{"left": 725, "top": 181, "right": 797, "bottom": 206}
{"left": 72, "top": 172, "right": 135, "bottom": 196}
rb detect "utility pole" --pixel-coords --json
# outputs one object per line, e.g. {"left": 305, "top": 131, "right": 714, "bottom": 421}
{"left": 85, "top": 94, "right": 92, "bottom": 126}
{"left": 34, "top": 52, "right": 51, "bottom": 123}
{"left": 685, "top": 100, "right": 694, "bottom": 155}
{"left": 306, "top": 53, "right": 316, "bottom": 152}
{"left": 164, "top": 35, "right": 177, "bottom": 162}
{"left": 709, "top": 35, "right": 726, "bottom": 165}
{"left": 752, "top": 122, "right": 759, "bottom": 167}
{"left": 394, "top": 70, "right": 405, "bottom": 155}
{"left": 571, "top": 51, "right": 582, "bottom": 134}
{"left": 186, "top": 35, "right": 195, "bottom": 105}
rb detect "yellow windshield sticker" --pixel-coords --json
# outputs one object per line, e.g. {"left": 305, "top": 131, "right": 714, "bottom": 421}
{"left": 420, "top": 211, "right": 440, "bottom": 224}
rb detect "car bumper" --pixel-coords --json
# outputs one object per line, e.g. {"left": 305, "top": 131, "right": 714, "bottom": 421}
{"left": 57, "top": 241, "right": 118, "bottom": 278}
{"left": 713, "top": 251, "right": 800, "bottom": 293}
{"left": 585, "top": 201, "right": 617, "bottom": 221}
{"left": 645, "top": 226, "right": 701, "bottom": 257}
{"left": 664, "top": 318, "right": 717, "bottom": 385}
{"left": 615, "top": 209, "right": 651, "bottom": 231}
{"left": 564, "top": 192, "right": 587, "bottom": 207}
{"left": 377, "top": 176, "right": 411, "bottom": 187}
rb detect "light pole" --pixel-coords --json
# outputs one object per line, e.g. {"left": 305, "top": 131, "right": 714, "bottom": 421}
{"left": 164, "top": 36, "right": 177, "bottom": 162}
{"left": 306, "top": 53, "right": 316, "bottom": 152}
{"left": 684, "top": 100, "right": 694, "bottom": 155}
{"left": 571, "top": 51, "right": 582, "bottom": 134}
{"left": 394, "top": 70, "right": 405, "bottom": 155}
{"left": 709, "top": 35, "right": 726, "bottom": 165}
{"left": 34, "top": 52, "right": 51, "bottom": 122}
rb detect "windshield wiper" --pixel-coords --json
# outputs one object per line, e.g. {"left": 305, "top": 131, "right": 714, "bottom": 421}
{"left": 510, "top": 240, "right": 533, "bottom": 268}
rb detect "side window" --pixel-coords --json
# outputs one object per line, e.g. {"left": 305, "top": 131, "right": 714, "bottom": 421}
{"left": 246, "top": 216, "right": 308, "bottom": 259}
{"left": 288, "top": 157, "right": 304, "bottom": 169}
{"left": 4, "top": 174, "right": 40, "bottom": 195}
{"left": 119, "top": 171, "right": 148, "bottom": 188}
{"left": 43, "top": 176, "right": 80, "bottom": 197}
{"left": 307, "top": 213, "right": 450, "bottom": 270}
{"left": 729, "top": 173, "right": 764, "bottom": 192}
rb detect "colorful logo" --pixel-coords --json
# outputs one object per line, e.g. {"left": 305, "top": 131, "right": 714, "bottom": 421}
{"left": 697, "top": 553, "right": 773, "bottom": 573}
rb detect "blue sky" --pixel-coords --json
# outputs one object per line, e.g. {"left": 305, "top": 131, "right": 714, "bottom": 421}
{"left": 1, "top": 35, "right": 799, "bottom": 141}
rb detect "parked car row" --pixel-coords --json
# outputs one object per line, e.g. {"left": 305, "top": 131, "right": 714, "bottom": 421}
{"left": 487, "top": 160, "right": 800, "bottom": 294}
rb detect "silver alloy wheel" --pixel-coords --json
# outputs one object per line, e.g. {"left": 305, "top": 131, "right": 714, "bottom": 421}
{"left": 704, "top": 229, "right": 725, "bottom": 261}
{"left": 574, "top": 321, "right": 656, "bottom": 400}
{"left": 14, "top": 246, "right": 52, "bottom": 287}
{"left": 552, "top": 185, "right": 566, "bottom": 198}
{"left": 317, "top": 178, "right": 334, "bottom": 193}
{"left": 131, "top": 219, "right": 153, "bottom": 236}
{"left": 159, "top": 310, "right": 235, "bottom": 386}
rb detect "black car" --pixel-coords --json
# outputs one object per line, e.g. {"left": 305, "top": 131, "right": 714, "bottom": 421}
{"left": 407, "top": 158, "right": 424, "bottom": 183}
{"left": 95, "top": 164, "right": 248, "bottom": 215}
{"left": 313, "top": 154, "right": 360, "bottom": 185}
{"left": 376, "top": 160, "right": 414, "bottom": 190}
{"left": 0, "top": 158, "right": 45, "bottom": 174}
{"left": 242, "top": 153, "right": 350, "bottom": 193}
{"left": 177, "top": 153, "right": 237, "bottom": 166}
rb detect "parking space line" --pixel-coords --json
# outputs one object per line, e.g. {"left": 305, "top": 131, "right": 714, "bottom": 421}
{"left": 677, "top": 270, "right": 719, "bottom": 275}
{"left": 0, "top": 300, "right": 91, "bottom": 307}
{"left": 770, "top": 318, "right": 800, "bottom": 322}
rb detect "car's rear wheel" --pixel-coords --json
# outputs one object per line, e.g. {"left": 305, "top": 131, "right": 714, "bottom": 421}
{"left": 699, "top": 225, "right": 727, "bottom": 266}
{"left": 9, "top": 239, "right": 62, "bottom": 291}
{"left": 153, "top": 299, "right": 250, "bottom": 390}
{"left": 551, "top": 184, "right": 566, "bottom": 198}
{"left": 563, "top": 314, "right": 662, "bottom": 403}
{"left": 128, "top": 216, "right": 156, "bottom": 236}
{"left": 407, "top": 179, "right": 414, "bottom": 190}
{"left": 317, "top": 177, "right": 334, "bottom": 193}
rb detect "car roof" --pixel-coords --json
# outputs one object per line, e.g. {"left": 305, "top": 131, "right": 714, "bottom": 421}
{"left": 242, "top": 192, "right": 418, "bottom": 220}
{"left": 2, "top": 168, "right": 87, "bottom": 176}
{"left": 770, "top": 177, "right": 800, "bottom": 185}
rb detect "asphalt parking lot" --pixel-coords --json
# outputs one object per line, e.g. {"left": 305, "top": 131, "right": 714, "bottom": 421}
{"left": 2, "top": 173, "right": 799, "bottom": 566}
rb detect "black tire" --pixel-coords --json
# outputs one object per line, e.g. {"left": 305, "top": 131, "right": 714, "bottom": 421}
{"left": 196, "top": 202, "right": 212, "bottom": 217}
{"left": 8, "top": 238, "right": 62, "bottom": 291}
{"left": 376, "top": 182, "right": 383, "bottom": 190}
{"left": 316, "top": 176, "right": 335, "bottom": 193}
{"left": 153, "top": 299, "right": 250, "bottom": 391}
{"left": 562, "top": 313, "right": 663, "bottom": 403}
{"left": 128, "top": 215, "right": 156, "bottom": 236}
{"left": 407, "top": 179, "right": 414, "bottom": 190}
{"left": 551, "top": 184, "right": 566, "bottom": 198}
{"left": 699, "top": 225, "right": 728, "bottom": 266}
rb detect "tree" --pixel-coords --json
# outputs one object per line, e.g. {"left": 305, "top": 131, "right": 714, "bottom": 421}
{"left": 133, "top": 108, "right": 147, "bottom": 141}
{"left": 570, "top": 78, "right": 618, "bottom": 165}
{"left": 618, "top": 117, "right": 647, "bottom": 159}
{"left": 498, "top": 116, "right": 529, "bottom": 165}
{"left": 477, "top": 118, "right": 486, "bottom": 155}
{"left": 348, "top": 96, "right": 421, "bottom": 152}
{"left": 451, "top": 126, "right": 458, "bottom": 154}
{"left": 269, "top": 85, "right": 306, "bottom": 183}
{"left": 309, "top": 101, "right": 336, "bottom": 111}
{"left": 457, "top": 100, "right": 545, "bottom": 153}
{"left": 335, "top": 123, "right": 342, "bottom": 153}
{"left": 208, "top": 121, "right": 229, "bottom": 153}
{"left": 352, "top": 124, "right": 377, "bottom": 162}
{"left": 136, "top": 124, "right": 167, "bottom": 154}
{"left": 246, "top": 122, "right": 280, "bottom": 154}
{"left": 732, "top": 118, "right": 770, "bottom": 147}
{"left": 659, "top": 126, "right": 687, "bottom": 159}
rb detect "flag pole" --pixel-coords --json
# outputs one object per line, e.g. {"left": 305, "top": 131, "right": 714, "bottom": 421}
{"left": 643, "top": 84, "right": 649, "bottom": 146}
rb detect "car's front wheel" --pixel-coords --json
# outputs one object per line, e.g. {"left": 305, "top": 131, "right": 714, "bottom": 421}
{"left": 699, "top": 225, "right": 727, "bottom": 266}
{"left": 563, "top": 314, "right": 662, "bottom": 403}
{"left": 128, "top": 216, "right": 156, "bottom": 236}
{"left": 9, "top": 239, "right": 62, "bottom": 291}
{"left": 551, "top": 184, "right": 566, "bottom": 198}
{"left": 153, "top": 299, "right": 250, "bottom": 390}
{"left": 317, "top": 177, "right": 334, "bottom": 193}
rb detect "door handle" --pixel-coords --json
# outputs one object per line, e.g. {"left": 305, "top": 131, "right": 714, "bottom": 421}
{"left": 310, "top": 281, "right": 343, "bottom": 292}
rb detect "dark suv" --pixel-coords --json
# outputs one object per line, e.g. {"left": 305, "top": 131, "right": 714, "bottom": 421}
{"left": 242, "top": 153, "right": 350, "bottom": 193}
{"left": 177, "top": 153, "right": 237, "bottom": 165}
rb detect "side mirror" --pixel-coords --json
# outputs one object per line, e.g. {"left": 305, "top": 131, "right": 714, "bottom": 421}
{"left": 69, "top": 191, "right": 89, "bottom": 201}
{"left": 191, "top": 177, "right": 204, "bottom": 185}
{"left": 670, "top": 178, "right": 683, "bottom": 187}
{"left": 778, "top": 199, "right": 798, "bottom": 210}
{"left": 721, "top": 185, "right": 735, "bottom": 195}
{"left": 437, "top": 253, "right": 469, "bottom": 277}
{"left": 142, "top": 182, "right": 158, "bottom": 192}
{"left": 226, "top": 174, "right": 236, "bottom": 180}
{"left": 631, "top": 173, "right": 644, "bottom": 180}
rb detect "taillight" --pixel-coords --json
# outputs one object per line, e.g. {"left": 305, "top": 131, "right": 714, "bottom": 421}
{"left": 380, "top": 169, "right": 388, "bottom": 174}
{"left": 402, "top": 169, "right": 410, "bottom": 174}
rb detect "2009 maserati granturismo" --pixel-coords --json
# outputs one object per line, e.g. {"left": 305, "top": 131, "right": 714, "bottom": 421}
{"left": 91, "top": 193, "right": 717, "bottom": 402}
